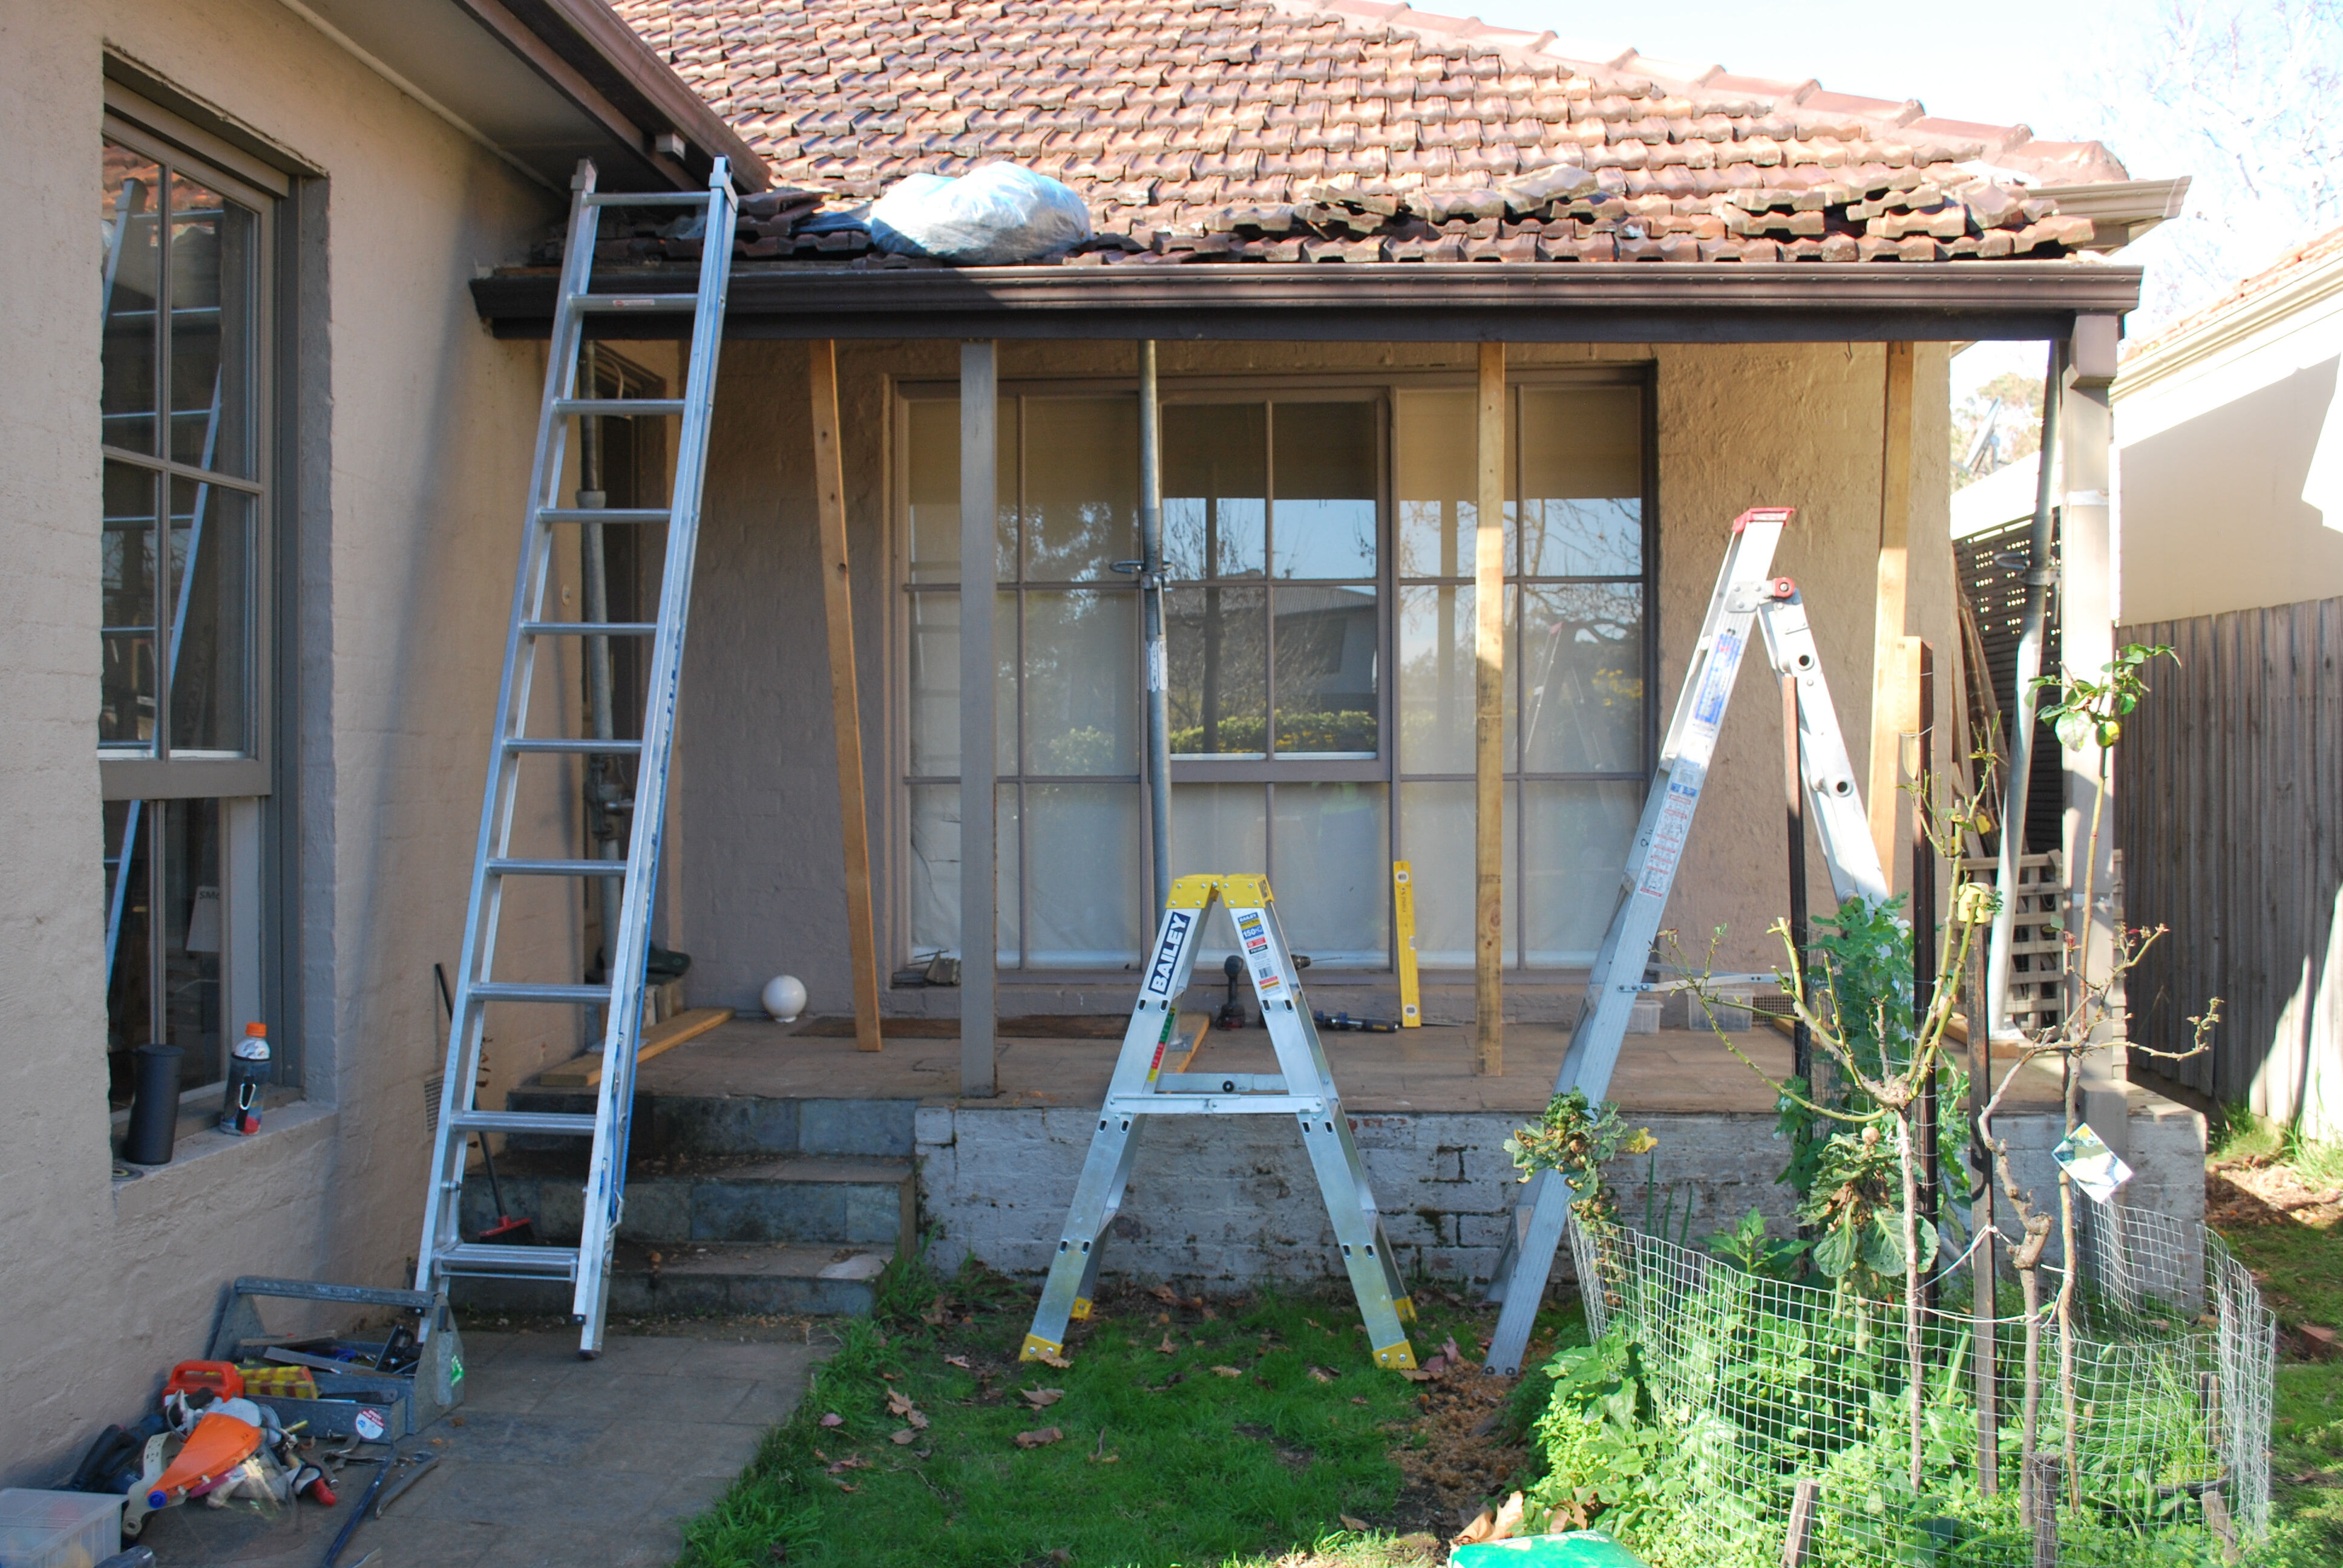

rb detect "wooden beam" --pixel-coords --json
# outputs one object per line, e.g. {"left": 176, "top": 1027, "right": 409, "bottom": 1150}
{"left": 537, "top": 1007, "right": 735, "bottom": 1088}
{"left": 810, "top": 342, "right": 883, "bottom": 1053}
{"left": 960, "top": 342, "right": 1000, "bottom": 1097}
{"left": 1475, "top": 341, "right": 1506, "bottom": 1076}
{"left": 1867, "top": 341, "right": 1916, "bottom": 877}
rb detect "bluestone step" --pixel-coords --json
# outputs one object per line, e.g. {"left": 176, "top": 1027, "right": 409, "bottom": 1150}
{"left": 452, "top": 1243, "right": 891, "bottom": 1318}
{"left": 460, "top": 1154, "right": 914, "bottom": 1252}
{"left": 502, "top": 1089, "right": 916, "bottom": 1161}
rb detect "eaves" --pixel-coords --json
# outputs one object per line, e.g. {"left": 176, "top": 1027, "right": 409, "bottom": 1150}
{"left": 473, "top": 260, "right": 2144, "bottom": 344}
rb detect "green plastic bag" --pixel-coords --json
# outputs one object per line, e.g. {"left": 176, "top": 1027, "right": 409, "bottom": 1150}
{"left": 1450, "top": 1530, "right": 1650, "bottom": 1568}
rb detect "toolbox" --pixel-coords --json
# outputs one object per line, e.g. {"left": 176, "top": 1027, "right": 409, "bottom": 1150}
{"left": 204, "top": 1277, "right": 464, "bottom": 1440}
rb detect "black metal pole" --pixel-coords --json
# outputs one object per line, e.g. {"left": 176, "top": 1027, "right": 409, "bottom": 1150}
{"left": 1785, "top": 673, "right": 1812, "bottom": 1094}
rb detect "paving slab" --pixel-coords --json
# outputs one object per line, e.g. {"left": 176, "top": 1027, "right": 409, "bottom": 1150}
{"left": 134, "top": 1324, "right": 827, "bottom": 1568}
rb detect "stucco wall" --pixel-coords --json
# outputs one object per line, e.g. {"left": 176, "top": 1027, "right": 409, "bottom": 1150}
{"left": 674, "top": 339, "right": 1956, "bottom": 1018}
{"left": 0, "top": 0, "right": 564, "bottom": 1483}
{"left": 2114, "top": 265, "right": 2343, "bottom": 625}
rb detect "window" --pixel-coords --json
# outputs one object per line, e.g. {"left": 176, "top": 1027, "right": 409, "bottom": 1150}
{"left": 99, "top": 108, "right": 282, "bottom": 1106}
{"left": 896, "top": 372, "right": 1651, "bottom": 977}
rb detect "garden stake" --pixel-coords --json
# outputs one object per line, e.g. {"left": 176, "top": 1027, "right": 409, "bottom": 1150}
{"left": 1778, "top": 1477, "right": 1820, "bottom": 1568}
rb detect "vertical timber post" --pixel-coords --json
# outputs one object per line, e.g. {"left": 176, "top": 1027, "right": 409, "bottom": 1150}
{"left": 1868, "top": 342, "right": 1916, "bottom": 880}
{"left": 810, "top": 342, "right": 883, "bottom": 1053}
{"left": 960, "top": 342, "right": 999, "bottom": 1097}
{"left": 1475, "top": 342, "right": 1506, "bottom": 1076}
{"left": 2062, "top": 314, "right": 2126, "bottom": 1149}
{"left": 1780, "top": 1478, "right": 1822, "bottom": 1568}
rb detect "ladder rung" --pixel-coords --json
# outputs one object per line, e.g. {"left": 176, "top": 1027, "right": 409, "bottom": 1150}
{"left": 436, "top": 1242, "right": 581, "bottom": 1279}
{"left": 574, "top": 293, "right": 699, "bottom": 312}
{"left": 537, "top": 508, "right": 671, "bottom": 525}
{"left": 470, "top": 981, "right": 613, "bottom": 1005}
{"left": 450, "top": 1109, "right": 598, "bottom": 1135}
{"left": 581, "top": 191, "right": 710, "bottom": 208}
{"left": 503, "top": 737, "right": 644, "bottom": 754}
{"left": 487, "top": 857, "right": 623, "bottom": 877}
{"left": 552, "top": 398, "right": 686, "bottom": 418}
{"left": 520, "top": 622, "right": 658, "bottom": 638}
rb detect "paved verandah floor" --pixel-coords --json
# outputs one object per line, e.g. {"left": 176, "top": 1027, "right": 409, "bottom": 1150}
{"left": 136, "top": 1324, "right": 825, "bottom": 1568}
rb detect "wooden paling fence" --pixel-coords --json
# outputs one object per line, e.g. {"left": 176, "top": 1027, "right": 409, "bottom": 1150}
{"left": 2117, "top": 595, "right": 2343, "bottom": 1138}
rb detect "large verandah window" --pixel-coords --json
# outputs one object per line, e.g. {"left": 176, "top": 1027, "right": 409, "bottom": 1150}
{"left": 896, "top": 370, "right": 1653, "bottom": 976}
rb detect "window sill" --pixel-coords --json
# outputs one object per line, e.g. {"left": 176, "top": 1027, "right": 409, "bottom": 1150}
{"left": 110, "top": 1093, "right": 334, "bottom": 1196}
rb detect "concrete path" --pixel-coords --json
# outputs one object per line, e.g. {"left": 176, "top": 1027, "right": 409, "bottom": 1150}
{"left": 136, "top": 1324, "right": 825, "bottom": 1568}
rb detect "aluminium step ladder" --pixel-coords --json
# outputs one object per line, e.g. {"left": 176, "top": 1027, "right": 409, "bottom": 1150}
{"left": 415, "top": 158, "right": 736, "bottom": 1356}
{"left": 1480, "top": 507, "right": 1893, "bottom": 1374}
{"left": 1023, "top": 875, "right": 1419, "bottom": 1371}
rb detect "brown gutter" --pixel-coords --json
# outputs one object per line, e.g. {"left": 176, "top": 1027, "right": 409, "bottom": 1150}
{"left": 473, "top": 260, "right": 2143, "bottom": 343}
{"left": 454, "top": 0, "right": 770, "bottom": 191}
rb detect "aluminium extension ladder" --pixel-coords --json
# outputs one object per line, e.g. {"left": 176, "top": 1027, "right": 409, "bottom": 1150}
{"left": 1480, "top": 507, "right": 1893, "bottom": 1374}
{"left": 415, "top": 158, "right": 736, "bottom": 1356}
{"left": 1023, "top": 875, "right": 1420, "bottom": 1371}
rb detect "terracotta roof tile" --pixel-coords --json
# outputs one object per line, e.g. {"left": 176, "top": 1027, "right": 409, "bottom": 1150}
{"left": 590, "top": 0, "right": 2134, "bottom": 267}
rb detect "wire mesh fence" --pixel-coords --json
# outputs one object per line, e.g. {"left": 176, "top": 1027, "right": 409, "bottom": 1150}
{"left": 1564, "top": 1200, "right": 2273, "bottom": 1567}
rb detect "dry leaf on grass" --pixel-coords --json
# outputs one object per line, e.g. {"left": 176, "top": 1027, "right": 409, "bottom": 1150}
{"left": 890, "top": 1429, "right": 918, "bottom": 1445}
{"left": 1209, "top": 1365, "right": 1243, "bottom": 1379}
{"left": 886, "top": 1390, "right": 917, "bottom": 1416}
{"left": 1306, "top": 1365, "right": 1339, "bottom": 1383}
{"left": 824, "top": 1456, "right": 870, "bottom": 1476}
{"left": 1021, "top": 1388, "right": 1064, "bottom": 1409}
{"left": 1156, "top": 1334, "right": 1178, "bottom": 1355}
{"left": 836, "top": 1481, "right": 857, "bottom": 1493}
{"left": 1014, "top": 1426, "right": 1064, "bottom": 1449}
{"left": 1451, "top": 1492, "right": 1526, "bottom": 1546}
{"left": 1350, "top": 1396, "right": 1369, "bottom": 1406}
{"left": 1339, "top": 1514, "right": 1372, "bottom": 1532}
{"left": 1030, "top": 1348, "right": 1073, "bottom": 1370}
{"left": 944, "top": 1355, "right": 972, "bottom": 1370}
{"left": 1149, "top": 1284, "right": 1179, "bottom": 1305}
{"left": 819, "top": 1413, "right": 843, "bottom": 1427}
{"left": 920, "top": 1297, "right": 950, "bottom": 1325}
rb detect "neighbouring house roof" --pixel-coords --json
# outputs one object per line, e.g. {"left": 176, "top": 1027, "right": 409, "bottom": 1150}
{"left": 583, "top": 0, "right": 2145, "bottom": 267}
{"left": 2119, "top": 224, "right": 2343, "bottom": 370}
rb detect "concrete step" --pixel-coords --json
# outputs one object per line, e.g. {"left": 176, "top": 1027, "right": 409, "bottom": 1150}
{"left": 452, "top": 1242, "right": 893, "bottom": 1318}
{"left": 460, "top": 1154, "right": 914, "bottom": 1251}
{"left": 501, "top": 1089, "right": 916, "bottom": 1162}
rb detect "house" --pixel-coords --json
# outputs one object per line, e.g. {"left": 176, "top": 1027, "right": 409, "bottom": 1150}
{"left": 4, "top": 0, "right": 2204, "bottom": 1485}
{"left": 2100, "top": 227, "right": 2343, "bottom": 1139}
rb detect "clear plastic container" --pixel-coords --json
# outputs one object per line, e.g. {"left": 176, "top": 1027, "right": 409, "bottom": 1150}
{"left": 0, "top": 1489, "right": 125, "bottom": 1568}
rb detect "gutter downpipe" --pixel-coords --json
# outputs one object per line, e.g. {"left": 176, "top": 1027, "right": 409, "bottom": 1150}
{"left": 1138, "top": 342, "right": 1172, "bottom": 914}
{"left": 1981, "top": 340, "right": 2065, "bottom": 1042}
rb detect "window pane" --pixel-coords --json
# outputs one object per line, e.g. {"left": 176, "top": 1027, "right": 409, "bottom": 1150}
{"left": 1272, "top": 403, "right": 1377, "bottom": 580}
{"left": 1395, "top": 390, "right": 1475, "bottom": 579}
{"left": 1170, "top": 783, "right": 1267, "bottom": 977}
{"left": 1024, "top": 783, "right": 1142, "bottom": 966}
{"left": 103, "top": 800, "right": 151, "bottom": 1106}
{"left": 1518, "top": 387, "right": 1643, "bottom": 577}
{"left": 905, "top": 398, "right": 1015, "bottom": 583}
{"left": 1522, "top": 780, "right": 1642, "bottom": 965}
{"left": 1167, "top": 584, "right": 1267, "bottom": 756}
{"left": 1270, "top": 782, "right": 1388, "bottom": 966}
{"left": 1273, "top": 584, "right": 1378, "bottom": 756}
{"left": 1397, "top": 583, "right": 1475, "bottom": 774}
{"left": 1023, "top": 397, "right": 1135, "bottom": 581}
{"left": 1163, "top": 403, "right": 1267, "bottom": 580}
{"left": 101, "top": 143, "right": 162, "bottom": 457}
{"left": 907, "top": 783, "right": 1018, "bottom": 966}
{"left": 169, "top": 479, "right": 251, "bottom": 753}
{"left": 167, "top": 172, "right": 258, "bottom": 477}
{"left": 1519, "top": 584, "right": 1644, "bottom": 775}
{"left": 1398, "top": 780, "right": 1518, "bottom": 968}
{"left": 1023, "top": 590, "right": 1137, "bottom": 776}
{"left": 902, "top": 589, "right": 1017, "bottom": 778}
{"left": 101, "top": 462, "right": 161, "bottom": 749}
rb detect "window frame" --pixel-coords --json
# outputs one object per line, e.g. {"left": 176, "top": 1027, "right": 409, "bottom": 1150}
{"left": 98, "top": 93, "right": 293, "bottom": 1105}
{"left": 888, "top": 365, "right": 1657, "bottom": 979}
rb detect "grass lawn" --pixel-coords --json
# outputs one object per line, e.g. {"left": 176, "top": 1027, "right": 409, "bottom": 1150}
{"left": 677, "top": 1261, "right": 1582, "bottom": 1568}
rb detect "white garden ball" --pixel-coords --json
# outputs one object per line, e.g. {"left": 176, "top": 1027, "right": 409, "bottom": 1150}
{"left": 761, "top": 974, "right": 808, "bottom": 1023}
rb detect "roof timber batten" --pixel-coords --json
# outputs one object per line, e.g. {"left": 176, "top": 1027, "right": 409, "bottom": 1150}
{"left": 473, "top": 260, "right": 2143, "bottom": 344}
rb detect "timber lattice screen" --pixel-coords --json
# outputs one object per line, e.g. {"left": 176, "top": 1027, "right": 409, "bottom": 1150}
{"left": 2117, "top": 595, "right": 2343, "bottom": 1138}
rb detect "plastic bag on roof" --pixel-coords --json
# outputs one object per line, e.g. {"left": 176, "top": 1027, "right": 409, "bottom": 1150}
{"left": 869, "top": 163, "right": 1092, "bottom": 265}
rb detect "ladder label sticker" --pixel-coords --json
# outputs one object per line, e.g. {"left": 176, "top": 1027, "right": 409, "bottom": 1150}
{"left": 1640, "top": 779, "right": 1700, "bottom": 895}
{"left": 1236, "top": 910, "right": 1270, "bottom": 955}
{"left": 1145, "top": 910, "right": 1193, "bottom": 995}
{"left": 1692, "top": 627, "right": 1741, "bottom": 728}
